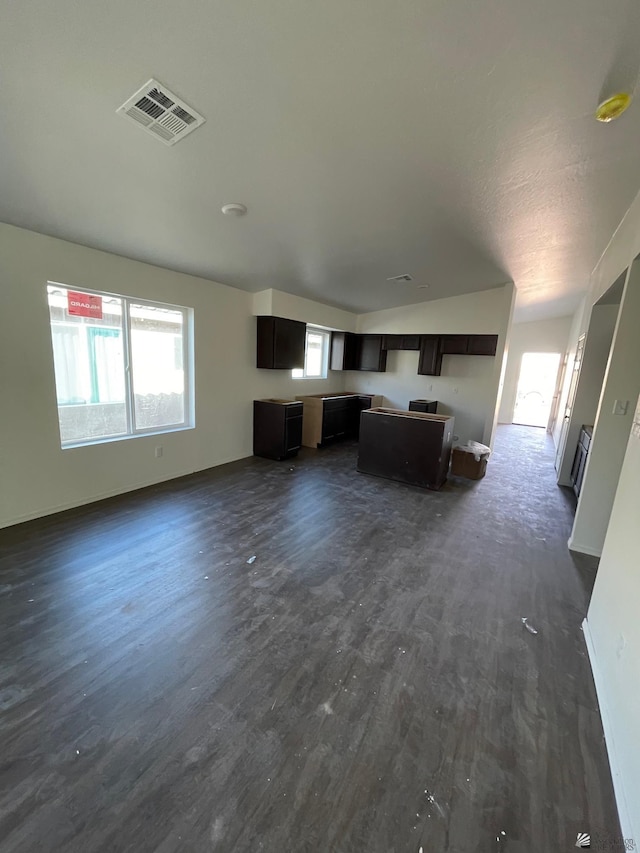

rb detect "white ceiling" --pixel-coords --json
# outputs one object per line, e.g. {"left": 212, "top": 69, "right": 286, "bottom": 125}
{"left": 2, "top": 0, "right": 640, "bottom": 321}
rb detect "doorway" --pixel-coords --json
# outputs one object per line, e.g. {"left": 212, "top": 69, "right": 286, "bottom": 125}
{"left": 555, "top": 335, "right": 585, "bottom": 471}
{"left": 513, "top": 352, "right": 562, "bottom": 428}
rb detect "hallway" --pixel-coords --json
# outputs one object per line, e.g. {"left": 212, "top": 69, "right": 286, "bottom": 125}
{"left": 0, "top": 426, "right": 620, "bottom": 852}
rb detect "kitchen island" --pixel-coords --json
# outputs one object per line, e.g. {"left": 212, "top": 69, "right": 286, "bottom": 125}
{"left": 357, "top": 407, "right": 454, "bottom": 490}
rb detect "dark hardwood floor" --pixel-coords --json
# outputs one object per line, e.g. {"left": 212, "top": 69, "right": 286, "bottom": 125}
{"left": 0, "top": 426, "right": 622, "bottom": 852}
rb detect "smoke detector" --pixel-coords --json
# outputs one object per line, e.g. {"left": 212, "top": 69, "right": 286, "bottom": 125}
{"left": 116, "top": 79, "right": 205, "bottom": 146}
{"left": 387, "top": 274, "right": 413, "bottom": 283}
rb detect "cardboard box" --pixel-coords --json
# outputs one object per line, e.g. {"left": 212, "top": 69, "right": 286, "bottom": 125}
{"left": 451, "top": 446, "right": 488, "bottom": 480}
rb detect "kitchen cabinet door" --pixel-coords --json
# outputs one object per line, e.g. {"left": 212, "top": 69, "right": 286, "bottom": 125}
{"left": 418, "top": 336, "right": 442, "bottom": 375}
{"left": 256, "top": 316, "right": 306, "bottom": 369}
{"left": 358, "top": 335, "right": 387, "bottom": 372}
{"left": 467, "top": 335, "right": 498, "bottom": 356}
{"left": 440, "top": 335, "right": 469, "bottom": 355}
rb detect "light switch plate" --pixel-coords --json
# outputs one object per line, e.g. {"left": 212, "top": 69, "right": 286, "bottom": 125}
{"left": 612, "top": 400, "right": 629, "bottom": 416}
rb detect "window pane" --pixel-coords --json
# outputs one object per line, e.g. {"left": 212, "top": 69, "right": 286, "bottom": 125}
{"left": 130, "top": 303, "right": 185, "bottom": 430}
{"left": 48, "top": 286, "right": 127, "bottom": 443}
{"left": 305, "top": 332, "right": 323, "bottom": 377}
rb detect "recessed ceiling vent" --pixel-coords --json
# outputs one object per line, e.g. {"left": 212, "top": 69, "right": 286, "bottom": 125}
{"left": 387, "top": 274, "right": 413, "bottom": 283}
{"left": 116, "top": 79, "right": 205, "bottom": 146}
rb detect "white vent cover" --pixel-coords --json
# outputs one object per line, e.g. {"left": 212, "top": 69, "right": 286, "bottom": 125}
{"left": 116, "top": 79, "right": 205, "bottom": 146}
{"left": 387, "top": 274, "right": 413, "bottom": 283}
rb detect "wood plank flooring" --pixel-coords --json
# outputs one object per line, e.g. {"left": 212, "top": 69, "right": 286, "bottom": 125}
{"left": 0, "top": 426, "right": 623, "bottom": 852}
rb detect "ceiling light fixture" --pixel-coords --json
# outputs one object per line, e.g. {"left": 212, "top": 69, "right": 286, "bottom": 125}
{"left": 221, "top": 203, "right": 247, "bottom": 216}
{"left": 595, "top": 92, "right": 632, "bottom": 122}
{"left": 417, "top": 284, "right": 430, "bottom": 289}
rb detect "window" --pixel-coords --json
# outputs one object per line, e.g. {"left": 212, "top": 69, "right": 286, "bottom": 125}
{"left": 292, "top": 327, "right": 331, "bottom": 379}
{"left": 47, "top": 284, "right": 193, "bottom": 447}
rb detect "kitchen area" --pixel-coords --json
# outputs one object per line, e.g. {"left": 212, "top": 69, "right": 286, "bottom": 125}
{"left": 253, "top": 315, "right": 494, "bottom": 489}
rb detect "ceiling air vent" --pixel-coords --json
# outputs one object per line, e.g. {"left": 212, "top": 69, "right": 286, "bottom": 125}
{"left": 387, "top": 274, "right": 413, "bottom": 283}
{"left": 116, "top": 79, "right": 205, "bottom": 146}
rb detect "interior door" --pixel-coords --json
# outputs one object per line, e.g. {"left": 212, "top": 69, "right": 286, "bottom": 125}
{"left": 555, "top": 334, "right": 585, "bottom": 472}
{"left": 547, "top": 352, "right": 567, "bottom": 436}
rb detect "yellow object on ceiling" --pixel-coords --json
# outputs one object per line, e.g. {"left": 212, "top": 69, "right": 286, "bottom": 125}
{"left": 595, "top": 92, "right": 632, "bottom": 122}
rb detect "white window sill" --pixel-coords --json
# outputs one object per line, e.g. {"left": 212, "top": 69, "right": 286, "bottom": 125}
{"left": 61, "top": 423, "right": 195, "bottom": 450}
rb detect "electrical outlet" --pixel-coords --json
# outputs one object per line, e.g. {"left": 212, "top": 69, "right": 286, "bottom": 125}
{"left": 612, "top": 400, "right": 629, "bottom": 416}
{"left": 155, "top": 446, "right": 163, "bottom": 458}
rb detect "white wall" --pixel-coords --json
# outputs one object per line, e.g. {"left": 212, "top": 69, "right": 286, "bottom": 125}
{"left": 497, "top": 316, "right": 572, "bottom": 426}
{"left": 349, "top": 285, "right": 515, "bottom": 446}
{"left": 564, "top": 183, "right": 640, "bottom": 836}
{"left": 557, "top": 179, "right": 640, "bottom": 485}
{"left": 253, "top": 288, "right": 357, "bottom": 332}
{"left": 569, "top": 262, "right": 640, "bottom": 556}
{"left": 584, "top": 394, "right": 640, "bottom": 842}
{"left": 0, "top": 224, "right": 351, "bottom": 528}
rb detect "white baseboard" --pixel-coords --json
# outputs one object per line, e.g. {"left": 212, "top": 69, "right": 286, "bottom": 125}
{"left": 582, "top": 618, "right": 635, "bottom": 843}
{"left": 568, "top": 536, "right": 603, "bottom": 558}
{"left": 0, "top": 454, "right": 250, "bottom": 529}
{"left": 1, "top": 474, "right": 186, "bottom": 529}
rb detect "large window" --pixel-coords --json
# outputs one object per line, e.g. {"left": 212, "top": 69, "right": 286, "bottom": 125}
{"left": 47, "top": 284, "right": 193, "bottom": 447}
{"left": 292, "top": 327, "right": 330, "bottom": 379}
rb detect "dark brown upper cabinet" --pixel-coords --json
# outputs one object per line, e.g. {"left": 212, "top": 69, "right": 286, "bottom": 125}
{"left": 440, "top": 335, "right": 470, "bottom": 355}
{"left": 256, "top": 316, "right": 306, "bottom": 369}
{"left": 330, "top": 332, "right": 387, "bottom": 372}
{"left": 467, "top": 335, "right": 498, "bottom": 356}
{"left": 358, "top": 335, "right": 388, "bottom": 372}
{"left": 330, "top": 332, "right": 359, "bottom": 371}
{"left": 331, "top": 330, "right": 497, "bottom": 376}
{"left": 382, "top": 334, "right": 421, "bottom": 351}
{"left": 417, "top": 336, "right": 443, "bottom": 376}
{"left": 440, "top": 334, "right": 498, "bottom": 357}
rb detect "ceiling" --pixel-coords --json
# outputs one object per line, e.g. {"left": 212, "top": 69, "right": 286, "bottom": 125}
{"left": 2, "top": 0, "right": 640, "bottom": 321}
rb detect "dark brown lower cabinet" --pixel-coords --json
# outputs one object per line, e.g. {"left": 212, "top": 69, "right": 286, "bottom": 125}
{"left": 301, "top": 393, "right": 383, "bottom": 447}
{"left": 408, "top": 399, "right": 438, "bottom": 414}
{"left": 570, "top": 425, "right": 592, "bottom": 498}
{"left": 321, "top": 396, "right": 353, "bottom": 443}
{"left": 357, "top": 408, "right": 455, "bottom": 490}
{"left": 253, "top": 400, "right": 303, "bottom": 460}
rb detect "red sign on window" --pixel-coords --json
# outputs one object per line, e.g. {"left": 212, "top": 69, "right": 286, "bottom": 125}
{"left": 67, "top": 291, "right": 103, "bottom": 319}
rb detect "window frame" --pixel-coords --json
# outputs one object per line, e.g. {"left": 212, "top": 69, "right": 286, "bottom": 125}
{"left": 292, "top": 326, "right": 331, "bottom": 380}
{"left": 47, "top": 282, "right": 194, "bottom": 448}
